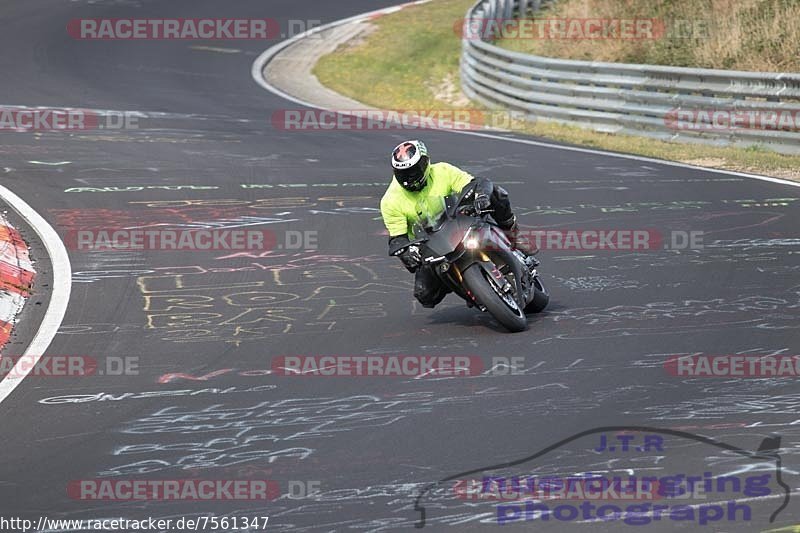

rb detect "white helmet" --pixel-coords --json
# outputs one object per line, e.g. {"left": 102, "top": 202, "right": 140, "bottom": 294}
{"left": 391, "top": 140, "right": 430, "bottom": 191}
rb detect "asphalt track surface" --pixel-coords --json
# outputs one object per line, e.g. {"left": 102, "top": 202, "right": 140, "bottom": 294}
{"left": 0, "top": 1, "right": 799, "bottom": 532}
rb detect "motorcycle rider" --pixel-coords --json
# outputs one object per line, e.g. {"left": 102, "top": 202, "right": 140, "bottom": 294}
{"left": 380, "top": 139, "right": 535, "bottom": 309}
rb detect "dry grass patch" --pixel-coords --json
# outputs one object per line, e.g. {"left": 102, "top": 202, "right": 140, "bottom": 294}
{"left": 499, "top": 0, "right": 800, "bottom": 72}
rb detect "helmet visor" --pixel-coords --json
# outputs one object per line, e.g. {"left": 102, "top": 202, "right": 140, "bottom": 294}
{"left": 395, "top": 157, "right": 429, "bottom": 191}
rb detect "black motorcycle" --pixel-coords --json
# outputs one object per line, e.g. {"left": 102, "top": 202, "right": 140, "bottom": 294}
{"left": 390, "top": 181, "right": 548, "bottom": 332}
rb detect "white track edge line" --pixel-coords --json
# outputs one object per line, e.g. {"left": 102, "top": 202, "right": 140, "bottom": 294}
{"left": 0, "top": 184, "right": 72, "bottom": 403}
{"left": 251, "top": 2, "right": 800, "bottom": 190}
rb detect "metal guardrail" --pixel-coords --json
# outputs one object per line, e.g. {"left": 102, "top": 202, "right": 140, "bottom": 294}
{"left": 461, "top": 0, "right": 800, "bottom": 154}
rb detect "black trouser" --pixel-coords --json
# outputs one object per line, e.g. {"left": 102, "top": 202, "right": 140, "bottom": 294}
{"left": 414, "top": 184, "right": 513, "bottom": 308}
{"left": 414, "top": 264, "right": 449, "bottom": 308}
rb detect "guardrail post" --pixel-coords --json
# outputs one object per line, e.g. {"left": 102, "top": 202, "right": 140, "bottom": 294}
{"left": 503, "top": 0, "right": 513, "bottom": 20}
{"left": 488, "top": 0, "right": 497, "bottom": 21}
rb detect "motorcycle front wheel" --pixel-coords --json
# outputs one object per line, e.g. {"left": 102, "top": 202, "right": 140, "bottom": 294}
{"left": 462, "top": 264, "right": 527, "bottom": 332}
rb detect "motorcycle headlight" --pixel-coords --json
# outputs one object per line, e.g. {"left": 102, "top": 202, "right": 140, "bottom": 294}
{"left": 464, "top": 238, "right": 479, "bottom": 250}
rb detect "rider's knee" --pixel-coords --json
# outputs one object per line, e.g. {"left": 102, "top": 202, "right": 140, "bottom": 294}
{"left": 414, "top": 275, "right": 447, "bottom": 308}
{"left": 491, "top": 185, "right": 514, "bottom": 225}
{"left": 492, "top": 185, "right": 509, "bottom": 203}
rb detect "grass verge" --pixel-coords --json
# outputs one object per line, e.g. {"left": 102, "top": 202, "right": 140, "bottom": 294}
{"left": 314, "top": 0, "right": 800, "bottom": 181}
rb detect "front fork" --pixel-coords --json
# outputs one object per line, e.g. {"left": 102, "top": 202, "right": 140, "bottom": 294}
{"left": 448, "top": 253, "right": 518, "bottom": 308}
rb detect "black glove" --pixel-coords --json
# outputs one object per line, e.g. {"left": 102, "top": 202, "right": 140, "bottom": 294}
{"left": 389, "top": 235, "right": 422, "bottom": 273}
{"left": 474, "top": 193, "right": 491, "bottom": 213}
{"left": 399, "top": 244, "right": 422, "bottom": 273}
{"left": 471, "top": 176, "right": 494, "bottom": 213}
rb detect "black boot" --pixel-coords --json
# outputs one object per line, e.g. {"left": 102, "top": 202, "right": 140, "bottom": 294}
{"left": 497, "top": 215, "right": 538, "bottom": 257}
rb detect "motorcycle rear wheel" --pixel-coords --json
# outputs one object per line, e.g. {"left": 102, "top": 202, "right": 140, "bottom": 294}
{"left": 524, "top": 275, "right": 549, "bottom": 313}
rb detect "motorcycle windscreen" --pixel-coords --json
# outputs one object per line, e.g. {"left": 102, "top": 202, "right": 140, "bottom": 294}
{"left": 412, "top": 196, "right": 447, "bottom": 238}
{"left": 424, "top": 216, "right": 475, "bottom": 256}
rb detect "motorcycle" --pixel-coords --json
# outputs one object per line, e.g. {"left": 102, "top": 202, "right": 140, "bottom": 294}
{"left": 390, "top": 181, "right": 549, "bottom": 332}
